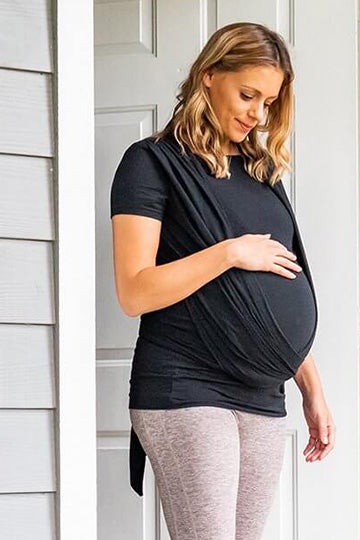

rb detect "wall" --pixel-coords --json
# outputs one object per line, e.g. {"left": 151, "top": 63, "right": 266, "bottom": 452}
{"left": 0, "top": 1, "right": 57, "bottom": 537}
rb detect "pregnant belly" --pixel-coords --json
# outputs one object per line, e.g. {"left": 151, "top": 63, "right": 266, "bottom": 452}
{"left": 255, "top": 268, "right": 317, "bottom": 354}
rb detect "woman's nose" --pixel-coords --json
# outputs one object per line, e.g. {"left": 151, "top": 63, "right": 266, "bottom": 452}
{"left": 249, "top": 103, "right": 266, "bottom": 123}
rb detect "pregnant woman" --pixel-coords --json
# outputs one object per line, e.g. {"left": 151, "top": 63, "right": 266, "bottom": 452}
{"left": 110, "top": 22, "right": 336, "bottom": 540}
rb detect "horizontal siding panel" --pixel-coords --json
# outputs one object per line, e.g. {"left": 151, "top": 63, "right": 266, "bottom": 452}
{"left": 0, "top": 410, "right": 56, "bottom": 493}
{"left": 0, "top": 154, "right": 54, "bottom": 240}
{"left": 0, "top": 324, "right": 55, "bottom": 408}
{"left": 0, "top": 0, "right": 53, "bottom": 73}
{"left": 0, "top": 239, "right": 55, "bottom": 324}
{"left": 0, "top": 68, "right": 54, "bottom": 157}
{"left": 0, "top": 493, "right": 56, "bottom": 539}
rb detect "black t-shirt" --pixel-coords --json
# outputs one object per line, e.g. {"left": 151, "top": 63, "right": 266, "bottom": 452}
{"left": 110, "top": 134, "right": 318, "bottom": 496}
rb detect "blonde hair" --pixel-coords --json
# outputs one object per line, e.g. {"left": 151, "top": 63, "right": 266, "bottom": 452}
{"left": 152, "top": 22, "right": 294, "bottom": 186}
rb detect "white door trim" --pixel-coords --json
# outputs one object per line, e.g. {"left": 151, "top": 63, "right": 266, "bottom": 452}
{"left": 55, "top": 1, "right": 97, "bottom": 538}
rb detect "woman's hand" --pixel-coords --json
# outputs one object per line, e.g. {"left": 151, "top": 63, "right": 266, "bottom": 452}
{"left": 227, "top": 233, "right": 303, "bottom": 279}
{"left": 301, "top": 397, "right": 336, "bottom": 462}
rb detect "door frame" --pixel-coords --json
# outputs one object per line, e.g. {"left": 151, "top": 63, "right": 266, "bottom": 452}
{"left": 54, "top": 1, "right": 97, "bottom": 538}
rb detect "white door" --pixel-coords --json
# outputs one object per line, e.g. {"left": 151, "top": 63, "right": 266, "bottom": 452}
{"left": 95, "top": 1, "right": 359, "bottom": 538}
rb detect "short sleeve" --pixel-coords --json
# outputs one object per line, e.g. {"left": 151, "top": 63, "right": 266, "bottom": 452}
{"left": 110, "top": 141, "right": 169, "bottom": 221}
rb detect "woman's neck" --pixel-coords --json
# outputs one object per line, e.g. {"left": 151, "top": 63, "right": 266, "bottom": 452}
{"left": 223, "top": 140, "right": 241, "bottom": 155}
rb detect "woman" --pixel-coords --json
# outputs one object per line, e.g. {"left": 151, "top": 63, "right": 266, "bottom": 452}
{"left": 110, "top": 22, "right": 335, "bottom": 540}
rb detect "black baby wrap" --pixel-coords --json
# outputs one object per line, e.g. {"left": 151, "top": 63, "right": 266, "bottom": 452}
{"left": 129, "top": 135, "right": 318, "bottom": 496}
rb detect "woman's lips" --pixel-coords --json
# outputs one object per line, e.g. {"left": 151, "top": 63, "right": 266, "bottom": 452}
{"left": 235, "top": 119, "right": 254, "bottom": 132}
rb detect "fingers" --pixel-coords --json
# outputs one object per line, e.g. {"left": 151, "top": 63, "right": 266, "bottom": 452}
{"left": 271, "top": 263, "right": 300, "bottom": 279}
{"left": 270, "top": 241, "right": 297, "bottom": 261}
{"left": 303, "top": 435, "right": 319, "bottom": 461}
{"left": 304, "top": 438, "right": 324, "bottom": 462}
{"left": 304, "top": 424, "right": 336, "bottom": 462}
{"left": 275, "top": 255, "right": 302, "bottom": 273}
{"left": 267, "top": 248, "right": 302, "bottom": 279}
{"left": 318, "top": 423, "right": 336, "bottom": 460}
{"left": 305, "top": 440, "right": 328, "bottom": 461}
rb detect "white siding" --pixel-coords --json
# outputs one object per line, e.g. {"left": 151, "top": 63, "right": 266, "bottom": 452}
{"left": 0, "top": 69, "right": 54, "bottom": 156}
{"left": 0, "top": 0, "right": 57, "bottom": 538}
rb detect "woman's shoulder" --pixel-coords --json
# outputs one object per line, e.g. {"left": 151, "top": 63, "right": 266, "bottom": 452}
{"left": 126, "top": 133, "right": 173, "bottom": 150}
{"left": 124, "top": 136, "right": 155, "bottom": 155}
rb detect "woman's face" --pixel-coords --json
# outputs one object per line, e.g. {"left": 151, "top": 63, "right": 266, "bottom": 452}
{"left": 202, "top": 64, "right": 284, "bottom": 154}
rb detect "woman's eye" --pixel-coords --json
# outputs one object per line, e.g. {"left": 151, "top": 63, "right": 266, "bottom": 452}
{"left": 241, "top": 93, "right": 272, "bottom": 108}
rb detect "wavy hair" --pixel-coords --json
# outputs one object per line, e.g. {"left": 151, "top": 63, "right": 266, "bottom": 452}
{"left": 152, "top": 22, "right": 294, "bottom": 186}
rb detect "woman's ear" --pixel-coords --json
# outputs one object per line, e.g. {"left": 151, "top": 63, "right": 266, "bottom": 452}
{"left": 202, "top": 69, "right": 213, "bottom": 88}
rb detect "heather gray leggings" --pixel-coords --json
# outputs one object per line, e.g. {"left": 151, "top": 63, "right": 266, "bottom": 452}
{"left": 130, "top": 406, "right": 287, "bottom": 540}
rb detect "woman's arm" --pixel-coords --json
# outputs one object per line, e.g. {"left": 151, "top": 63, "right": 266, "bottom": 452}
{"left": 112, "top": 213, "right": 300, "bottom": 317}
{"left": 294, "top": 351, "right": 336, "bottom": 460}
{"left": 293, "top": 351, "right": 326, "bottom": 403}
{"left": 112, "top": 214, "right": 236, "bottom": 317}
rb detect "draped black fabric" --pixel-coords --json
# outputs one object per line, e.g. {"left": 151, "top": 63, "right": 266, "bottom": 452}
{"left": 127, "top": 134, "right": 318, "bottom": 496}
